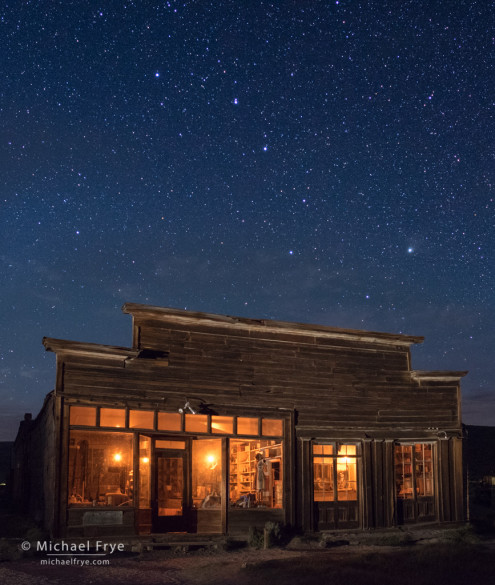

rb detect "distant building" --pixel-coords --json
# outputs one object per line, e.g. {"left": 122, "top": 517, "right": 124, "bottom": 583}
{"left": 13, "top": 304, "right": 466, "bottom": 538}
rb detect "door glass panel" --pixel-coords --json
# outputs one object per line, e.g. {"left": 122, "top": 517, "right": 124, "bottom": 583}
{"left": 336, "top": 454, "right": 357, "bottom": 501}
{"left": 414, "top": 443, "right": 434, "bottom": 496}
{"left": 313, "top": 457, "right": 334, "bottom": 501}
{"left": 157, "top": 456, "right": 183, "bottom": 516}
{"left": 139, "top": 436, "right": 151, "bottom": 508}
{"left": 192, "top": 438, "right": 223, "bottom": 509}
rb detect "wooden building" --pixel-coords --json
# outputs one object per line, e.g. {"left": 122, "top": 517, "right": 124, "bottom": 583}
{"left": 13, "top": 303, "right": 466, "bottom": 538}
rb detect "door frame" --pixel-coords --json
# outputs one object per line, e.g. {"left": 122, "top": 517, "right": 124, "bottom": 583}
{"left": 152, "top": 443, "right": 191, "bottom": 533}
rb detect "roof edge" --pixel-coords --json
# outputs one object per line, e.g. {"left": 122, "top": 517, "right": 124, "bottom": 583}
{"left": 43, "top": 337, "right": 137, "bottom": 358}
{"left": 412, "top": 370, "right": 468, "bottom": 381}
{"left": 122, "top": 302, "right": 424, "bottom": 346}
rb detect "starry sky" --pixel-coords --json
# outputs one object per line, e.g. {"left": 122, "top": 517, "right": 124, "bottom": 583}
{"left": 1, "top": 1, "right": 494, "bottom": 441}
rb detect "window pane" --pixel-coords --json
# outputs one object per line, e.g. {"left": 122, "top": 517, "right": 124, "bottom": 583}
{"left": 139, "top": 436, "right": 151, "bottom": 509}
{"left": 414, "top": 444, "right": 434, "bottom": 497}
{"left": 155, "top": 440, "right": 186, "bottom": 450}
{"left": 70, "top": 406, "right": 96, "bottom": 426}
{"left": 185, "top": 414, "right": 208, "bottom": 433}
{"left": 129, "top": 410, "right": 154, "bottom": 429}
{"left": 338, "top": 444, "right": 356, "bottom": 456}
{"left": 230, "top": 439, "right": 283, "bottom": 509}
{"left": 336, "top": 456, "right": 357, "bottom": 501}
{"left": 211, "top": 415, "right": 234, "bottom": 434}
{"left": 262, "top": 419, "right": 283, "bottom": 436}
{"left": 157, "top": 412, "right": 181, "bottom": 431}
{"left": 68, "top": 431, "right": 133, "bottom": 506}
{"left": 237, "top": 417, "right": 258, "bottom": 436}
{"left": 314, "top": 458, "right": 334, "bottom": 501}
{"left": 100, "top": 408, "right": 126, "bottom": 428}
{"left": 313, "top": 444, "right": 333, "bottom": 455}
{"left": 192, "top": 438, "right": 223, "bottom": 514}
{"left": 395, "top": 445, "right": 413, "bottom": 499}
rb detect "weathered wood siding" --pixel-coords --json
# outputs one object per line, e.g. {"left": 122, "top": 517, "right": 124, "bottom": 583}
{"left": 59, "top": 317, "right": 459, "bottom": 433}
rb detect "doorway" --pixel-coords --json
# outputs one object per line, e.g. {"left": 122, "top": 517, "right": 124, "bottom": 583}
{"left": 153, "top": 450, "right": 188, "bottom": 532}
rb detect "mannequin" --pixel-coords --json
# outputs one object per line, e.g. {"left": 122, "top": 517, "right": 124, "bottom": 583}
{"left": 255, "top": 452, "right": 267, "bottom": 503}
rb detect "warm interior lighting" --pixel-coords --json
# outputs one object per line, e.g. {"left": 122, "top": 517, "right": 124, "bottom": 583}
{"left": 206, "top": 454, "right": 217, "bottom": 469}
{"left": 141, "top": 456, "right": 149, "bottom": 464}
{"left": 113, "top": 453, "right": 122, "bottom": 462}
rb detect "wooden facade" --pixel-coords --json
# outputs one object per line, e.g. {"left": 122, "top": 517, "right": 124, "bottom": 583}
{"left": 13, "top": 303, "right": 466, "bottom": 537}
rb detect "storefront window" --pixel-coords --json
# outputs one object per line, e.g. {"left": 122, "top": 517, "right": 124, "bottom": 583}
{"left": 313, "top": 443, "right": 358, "bottom": 502}
{"left": 192, "top": 438, "right": 223, "bottom": 509}
{"left": 68, "top": 431, "right": 133, "bottom": 506}
{"left": 139, "top": 436, "right": 151, "bottom": 508}
{"left": 229, "top": 439, "right": 283, "bottom": 509}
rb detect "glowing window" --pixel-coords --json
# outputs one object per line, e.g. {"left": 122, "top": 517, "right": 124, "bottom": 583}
{"left": 70, "top": 406, "right": 96, "bottom": 426}
{"left": 129, "top": 410, "right": 154, "bottom": 429}
{"left": 155, "top": 440, "right": 186, "bottom": 450}
{"left": 313, "top": 444, "right": 333, "bottom": 455}
{"left": 237, "top": 417, "right": 258, "bottom": 435}
{"left": 157, "top": 412, "right": 181, "bottom": 431}
{"left": 211, "top": 415, "right": 234, "bottom": 434}
{"left": 100, "top": 408, "right": 126, "bottom": 428}
{"left": 262, "top": 419, "right": 283, "bottom": 436}
{"left": 185, "top": 414, "right": 208, "bottom": 433}
{"left": 68, "top": 431, "right": 133, "bottom": 507}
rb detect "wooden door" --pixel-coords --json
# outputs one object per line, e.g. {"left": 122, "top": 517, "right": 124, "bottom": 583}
{"left": 153, "top": 451, "right": 188, "bottom": 532}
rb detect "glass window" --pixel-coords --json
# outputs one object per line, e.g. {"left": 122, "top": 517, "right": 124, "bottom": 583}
{"left": 157, "top": 412, "right": 181, "bottom": 431}
{"left": 100, "top": 408, "right": 126, "bottom": 428}
{"left": 211, "top": 415, "right": 234, "bottom": 434}
{"left": 313, "top": 457, "right": 334, "bottom": 501}
{"left": 185, "top": 414, "right": 208, "bottom": 433}
{"left": 262, "top": 418, "right": 283, "bottom": 436}
{"left": 313, "top": 444, "right": 333, "bottom": 456}
{"left": 155, "top": 440, "right": 186, "bottom": 450}
{"left": 237, "top": 417, "right": 259, "bottom": 436}
{"left": 68, "top": 431, "right": 133, "bottom": 506}
{"left": 313, "top": 443, "right": 358, "bottom": 503}
{"left": 70, "top": 406, "right": 96, "bottom": 426}
{"left": 129, "top": 410, "right": 154, "bottom": 429}
{"left": 395, "top": 443, "right": 434, "bottom": 500}
{"left": 139, "top": 436, "right": 151, "bottom": 509}
{"left": 192, "top": 438, "right": 223, "bottom": 510}
{"left": 229, "top": 439, "right": 283, "bottom": 509}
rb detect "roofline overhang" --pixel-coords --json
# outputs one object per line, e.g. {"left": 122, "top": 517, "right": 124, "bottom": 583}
{"left": 122, "top": 302, "right": 424, "bottom": 347}
{"left": 411, "top": 370, "right": 468, "bottom": 382}
{"left": 43, "top": 337, "right": 138, "bottom": 359}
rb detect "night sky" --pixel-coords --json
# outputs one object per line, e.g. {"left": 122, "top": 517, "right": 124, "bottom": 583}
{"left": 1, "top": 1, "right": 494, "bottom": 441}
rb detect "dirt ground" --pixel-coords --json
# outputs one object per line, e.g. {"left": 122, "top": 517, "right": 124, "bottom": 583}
{"left": 2, "top": 539, "right": 495, "bottom": 585}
